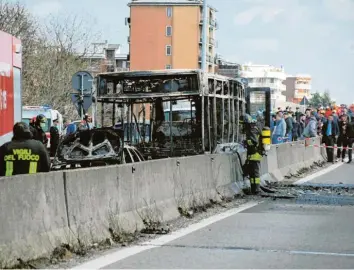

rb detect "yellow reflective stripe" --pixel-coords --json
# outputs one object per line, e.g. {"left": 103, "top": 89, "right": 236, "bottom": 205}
{"left": 262, "top": 129, "right": 271, "bottom": 136}
{"left": 29, "top": 162, "right": 37, "bottom": 174}
{"left": 249, "top": 152, "right": 262, "bottom": 161}
{"left": 250, "top": 178, "right": 261, "bottom": 184}
{"left": 262, "top": 138, "right": 271, "bottom": 144}
{"left": 247, "top": 140, "right": 253, "bottom": 145}
{"left": 5, "top": 161, "right": 14, "bottom": 176}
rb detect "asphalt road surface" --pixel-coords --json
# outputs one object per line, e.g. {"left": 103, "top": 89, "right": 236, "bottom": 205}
{"left": 81, "top": 163, "right": 354, "bottom": 269}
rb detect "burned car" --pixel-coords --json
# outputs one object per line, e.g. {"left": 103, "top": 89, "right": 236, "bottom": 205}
{"left": 52, "top": 127, "right": 123, "bottom": 168}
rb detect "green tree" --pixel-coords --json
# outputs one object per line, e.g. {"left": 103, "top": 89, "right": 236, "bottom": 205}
{"left": 309, "top": 91, "right": 333, "bottom": 108}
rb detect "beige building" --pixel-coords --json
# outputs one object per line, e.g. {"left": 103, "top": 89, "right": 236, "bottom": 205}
{"left": 82, "top": 41, "right": 129, "bottom": 75}
{"left": 284, "top": 75, "right": 312, "bottom": 104}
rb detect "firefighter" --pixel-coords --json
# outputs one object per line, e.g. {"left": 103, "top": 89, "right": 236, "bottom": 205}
{"left": 30, "top": 114, "right": 49, "bottom": 146}
{"left": 0, "top": 122, "right": 50, "bottom": 176}
{"left": 240, "top": 114, "right": 266, "bottom": 195}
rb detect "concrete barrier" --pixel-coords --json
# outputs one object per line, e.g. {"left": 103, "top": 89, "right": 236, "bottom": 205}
{"left": 0, "top": 171, "right": 69, "bottom": 262}
{"left": 0, "top": 154, "right": 243, "bottom": 264}
{"left": 0, "top": 138, "right": 325, "bottom": 265}
{"left": 261, "top": 137, "right": 325, "bottom": 183}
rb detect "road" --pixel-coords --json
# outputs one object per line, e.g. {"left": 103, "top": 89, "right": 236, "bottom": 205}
{"left": 78, "top": 163, "right": 354, "bottom": 269}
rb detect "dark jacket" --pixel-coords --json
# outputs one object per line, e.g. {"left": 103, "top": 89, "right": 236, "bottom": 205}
{"left": 322, "top": 120, "right": 339, "bottom": 138}
{"left": 295, "top": 111, "right": 301, "bottom": 122}
{"left": 338, "top": 121, "right": 350, "bottom": 137}
{"left": 285, "top": 117, "right": 293, "bottom": 134}
{"left": 298, "top": 120, "right": 305, "bottom": 138}
{"left": 0, "top": 139, "right": 50, "bottom": 177}
{"left": 50, "top": 126, "right": 60, "bottom": 146}
{"left": 30, "top": 124, "right": 48, "bottom": 145}
{"left": 292, "top": 122, "right": 299, "bottom": 137}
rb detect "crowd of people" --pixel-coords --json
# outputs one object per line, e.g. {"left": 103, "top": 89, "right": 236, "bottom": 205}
{"left": 271, "top": 104, "right": 354, "bottom": 164}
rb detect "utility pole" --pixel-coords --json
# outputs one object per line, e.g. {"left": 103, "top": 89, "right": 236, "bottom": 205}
{"left": 201, "top": 0, "right": 208, "bottom": 71}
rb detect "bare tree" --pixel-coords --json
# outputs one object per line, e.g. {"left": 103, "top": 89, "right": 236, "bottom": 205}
{"left": 0, "top": 0, "right": 38, "bottom": 56}
{"left": 1, "top": 0, "right": 101, "bottom": 119}
{"left": 23, "top": 14, "right": 101, "bottom": 117}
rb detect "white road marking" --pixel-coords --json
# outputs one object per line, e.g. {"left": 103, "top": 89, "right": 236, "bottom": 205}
{"left": 289, "top": 250, "right": 354, "bottom": 257}
{"left": 293, "top": 162, "right": 345, "bottom": 185}
{"left": 73, "top": 201, "right": 260, "bottom": 269}
{"left": 293, "top": 154, "right": 354, "bottom": 185}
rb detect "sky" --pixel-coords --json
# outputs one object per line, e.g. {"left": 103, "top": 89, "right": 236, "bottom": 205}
{"left": 11, "top": 0, "right": 354, "bottom": 104}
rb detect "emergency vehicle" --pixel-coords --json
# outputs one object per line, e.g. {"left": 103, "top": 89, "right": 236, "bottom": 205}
{"left": 0, "top": 30, "right": 22, "bottom": 146}
{"left": 22, "top": 106, "right": 63, "bottom": 148}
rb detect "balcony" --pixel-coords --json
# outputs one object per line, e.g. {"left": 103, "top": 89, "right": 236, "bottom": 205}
{"left": 199, "top": 18, "right": 218, "bottom": 29}
{"left": 198, "top": 54, "right": 215, "bottom": 64}
{"left": 295, "top": 83, "right": 312, "bottom": 90}
{"left": 209, "top": 19, "right": 217, "bottom": 28}
{"left": 248, "top": 82, "right": 286, "bottom": 92}
{"left": 104, "top": 60, "right": 115, "bottom": 66}
{"left": 209, "top": 37, "right": 215, "bottom": 46}
{"left": 116, "top": 67, "right": 129, "bottom": 72}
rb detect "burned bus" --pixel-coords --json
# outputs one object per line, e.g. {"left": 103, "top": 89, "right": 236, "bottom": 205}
{"left": 94, "top": 69, "right": 246, "bottom": 159}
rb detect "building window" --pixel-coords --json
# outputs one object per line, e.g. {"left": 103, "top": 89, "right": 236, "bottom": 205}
{"left": 166, "top": 7, "right": 172, "bottom": 17}
{"left": 270, "top": 78, "right": 274, "bottom": 83}
{"left": 166, "top": 45, "right": 172, "bottom": 56}
{"left": 166, "top": 26, "right": 172, "bottom": 36}
{"left": 166, "top": 65, "right": 172, "bottom": 69}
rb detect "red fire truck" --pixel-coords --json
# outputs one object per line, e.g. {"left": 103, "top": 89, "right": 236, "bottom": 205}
{"left": 0, "top": 30, "right": 22, "bottom": 146}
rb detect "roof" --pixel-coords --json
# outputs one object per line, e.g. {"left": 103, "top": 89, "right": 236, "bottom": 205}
{"left": 128, "top": 0, "right": 217, "bottom": 10}
{"left": 98, "top": 69, "right": 201, "bottom": 78}
{"left": 129, "top": 0, "right": 202, "bottom": 6}
{"left": 286, "top": 74, "right": 312, "bottom": 79}
{"left": 97, "top": 69, "right": 240, "bottom": 82}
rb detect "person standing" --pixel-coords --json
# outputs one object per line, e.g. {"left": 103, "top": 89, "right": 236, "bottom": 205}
{"left": 322, "top": 115, "right": 339, "bottom": 163}
{"left": 345, "top": 121, "right": 354, "bottom": 163}
{"left": 305, "top": 108, "right": 311, "bottom": 126}
{"left": 297, "top": 114, "right": 306, "bottom": 140}
{"left": 0, "top": 122, "right": 50, "bottom": 176}
{"left": 284, "top": 112, "right": 293, "bottom": 142}
{"left": 295, "top": 107, "right": 301, "bottom": 122}
{"left": 49, "top": 119, "right": 60, "bottom": 157}
{"left": 336, "top": 114, "right": 349, "bottom": 162}
{"left": 240, "top": 114, "right": 265, "bottom": 195}
{"left": 29, "top": 114, "right": 49, "bottom": 146}
{"left": 272, "top": 112, "right": 286, "bottom": 144}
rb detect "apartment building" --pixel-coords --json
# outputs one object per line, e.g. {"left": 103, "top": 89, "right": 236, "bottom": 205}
{"left": 82, "top": 41, "right": 129, "bottom": 75}
{"left": 127, "top": 0, "right": 218, "bottom": 72}
{"left": 239, "top": 63, "right": 287, "bottom": 108}
{"left": 284, "top": 75, "right": 312, "bottom": 104}
{"left": 216, "top": 58, "right": 241, "bottom": 78}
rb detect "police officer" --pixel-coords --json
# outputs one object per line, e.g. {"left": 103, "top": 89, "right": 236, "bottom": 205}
{"left": 30, "top": 114, "right": 49, "bottom": 146}
{"left": 49, "top": 119, "right": 60, "bottom": 157}
{"left": 240, "top": 114, "right": 265, "bottom": 194}
{"left": 0, "top": 122, "right": 50, "bottom": 176}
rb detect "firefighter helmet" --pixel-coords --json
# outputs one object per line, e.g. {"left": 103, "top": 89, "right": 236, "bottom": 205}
{"left": 240, "top": 113, "right": 257, "bottom": 124}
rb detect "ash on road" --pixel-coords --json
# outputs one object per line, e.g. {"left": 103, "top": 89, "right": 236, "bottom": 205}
{"left": 77, "top": 163, "right": 354, "bottom": 269}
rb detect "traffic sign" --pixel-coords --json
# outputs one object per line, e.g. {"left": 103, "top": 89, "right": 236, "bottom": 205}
{"left": 71, "top": 93, "right": 93, "bottom": 118}
{"left": 71, "top": 71, "right": 93, "bottom": 93}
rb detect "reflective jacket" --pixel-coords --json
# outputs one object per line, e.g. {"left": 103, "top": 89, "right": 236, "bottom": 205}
{"left": 245, "top": 124, "right": 263, "bottom": 161}
{"left": 0, "top": 139, "right": 50, "bottom": 177}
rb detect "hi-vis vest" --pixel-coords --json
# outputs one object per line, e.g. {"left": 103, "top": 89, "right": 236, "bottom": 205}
{"left": 246, "top": 125, "right": 270, "bottom": 161}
